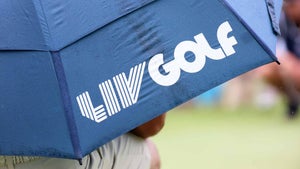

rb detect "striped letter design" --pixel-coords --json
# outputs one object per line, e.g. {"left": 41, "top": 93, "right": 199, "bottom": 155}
{"left": 99, "top": 80, "right": 121, "bottom": 116}
{"left": 113, "top": 62, "right": 146, "bottom": 109}
{"left": 76, "top": 92, "right": 108, "bottom": 123}
{"left": 77, "top": 62, "right": 146, "bottom": 123}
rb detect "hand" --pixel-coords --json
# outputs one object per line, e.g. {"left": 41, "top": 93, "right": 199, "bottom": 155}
{"left": 130, "top": 113, "right": 166, "bottom": 139}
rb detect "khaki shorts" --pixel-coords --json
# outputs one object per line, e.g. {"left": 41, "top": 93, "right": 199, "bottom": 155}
{"left": 0, "top": 133, "right": 151, "bottom": 169}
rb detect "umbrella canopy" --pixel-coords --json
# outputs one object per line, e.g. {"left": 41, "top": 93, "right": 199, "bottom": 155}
{"left": 0, "top": 0, "right": 282, "bottom": 159}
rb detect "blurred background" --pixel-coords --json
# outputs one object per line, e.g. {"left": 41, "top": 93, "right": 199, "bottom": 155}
{"left": 153, "top": 74, "right": 300, "bottom": 169}
{"left": 152, "top": 1, "right": 300, "bottom": 168}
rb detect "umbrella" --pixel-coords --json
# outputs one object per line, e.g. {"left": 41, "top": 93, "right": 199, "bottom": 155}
{"left": 0, "top": 0, "right": 282, "bottom": 159}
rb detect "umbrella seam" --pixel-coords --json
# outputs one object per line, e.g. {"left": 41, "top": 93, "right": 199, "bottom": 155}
{"left": 51, "top": 51, "right": 83, "bottom": 159}
{"left": 31, "top": 0, "right": 55, "bottom": 50}
{"left": 219, "top": 0, "right": 280, "bottom": 64}
{"left": 52, "top": 0, "right": 157, "bottom": 51}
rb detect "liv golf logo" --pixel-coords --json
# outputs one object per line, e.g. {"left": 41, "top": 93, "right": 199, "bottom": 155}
{"left": 76, "top": 21, "right": 238, "bottom": 124}
{"left": 76, "top": 62, "right": 146, "bottom": 123}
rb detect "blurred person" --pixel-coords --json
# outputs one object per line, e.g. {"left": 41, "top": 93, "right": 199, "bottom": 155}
{"left": 221, "top": 72, "right": 257, "bottom": 109}
{"left": 258, "top": 0, "right": 300, "bottom": 118}
{"left": 0, "top": 113, "right": 166, "bottom": 169}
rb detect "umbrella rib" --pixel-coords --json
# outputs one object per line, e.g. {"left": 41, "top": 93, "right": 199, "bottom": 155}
{"left": 51, "top": 51, "right": 83, "bottom": 159}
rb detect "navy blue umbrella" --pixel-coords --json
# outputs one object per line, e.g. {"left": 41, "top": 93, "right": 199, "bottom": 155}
{"left": 0, "top": 0, "right": 282, "bottom": 159}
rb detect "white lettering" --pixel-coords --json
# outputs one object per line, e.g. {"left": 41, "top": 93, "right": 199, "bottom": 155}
{"left": 76, "top": 21, "right": 238, "bottom": 124}
{"left": 113, "top": 62, "right": 146, "bottom": 108}
{"left": 148, "top": 21, "right": 238, "bottom": 86}
{"left": 217, "top": 21, "right": 238, "bottom": 56}
{"left": 99, "top": 80, "right": 121, "bottom": 116}
{"left": 148, "top": 54, "right": 181, "bottom": 86}
{"left": 77, "top": 62, "right": 146, "bottom": 123}
{"left": 76, "top": 92, "right": 107, "bottom": 123}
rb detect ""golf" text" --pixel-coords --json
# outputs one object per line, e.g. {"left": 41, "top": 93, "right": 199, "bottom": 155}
{"left": 148, "top": 21, "right": 237, "bottom": 86}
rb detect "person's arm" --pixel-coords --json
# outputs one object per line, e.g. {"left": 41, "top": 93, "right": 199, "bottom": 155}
{"left": 130, "top": 113, "right": 166, "bottom": 139}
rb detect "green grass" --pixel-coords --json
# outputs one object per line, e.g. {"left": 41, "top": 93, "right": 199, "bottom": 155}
{"left": 153, "top": 103, "right": 300, "bottom": 169}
